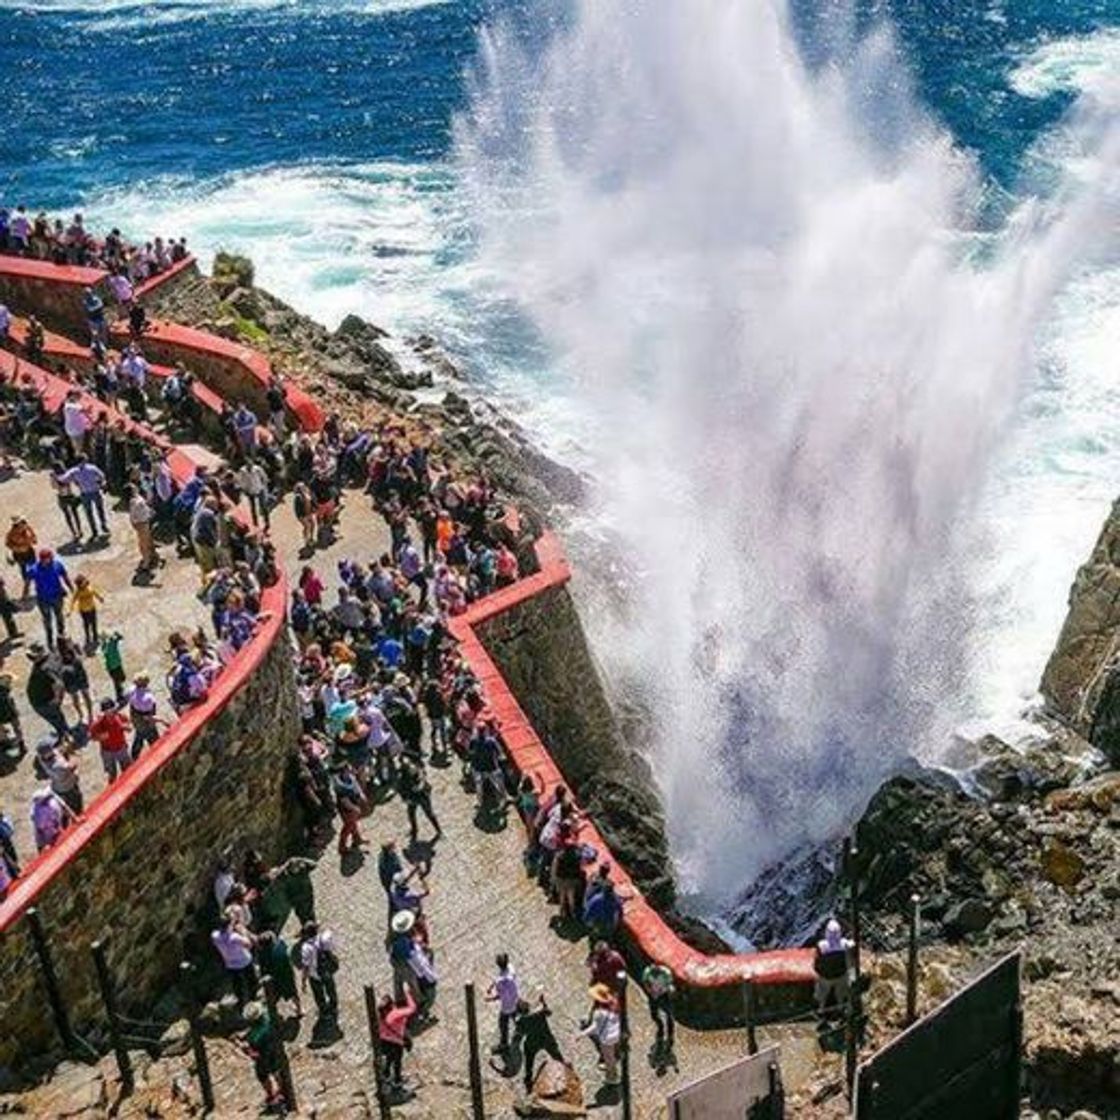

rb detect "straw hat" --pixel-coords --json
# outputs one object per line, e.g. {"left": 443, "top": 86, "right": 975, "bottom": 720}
{"left": 391, "top": 910, "right": 416, "bottom": 934}
{"left": 242, "top": 1001, "right": 265, "bottom": 1023}
{"left": 588, "top": 983, "right": 614, "bottom": 1005}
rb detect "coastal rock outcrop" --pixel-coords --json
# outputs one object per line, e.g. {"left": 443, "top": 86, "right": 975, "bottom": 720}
{"left": 1041, "top": 497, "right": 1120, "bottom": 764}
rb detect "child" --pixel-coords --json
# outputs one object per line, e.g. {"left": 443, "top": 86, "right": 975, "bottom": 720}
{"left": 100, "top": 631, "right": 126, "bottom": 703}
{"left": 70, "top": 573, "right": 105, "bottom": 647}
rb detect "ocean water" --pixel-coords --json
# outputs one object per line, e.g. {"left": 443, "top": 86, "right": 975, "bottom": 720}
{"left": 2, "top": 0, "right": 1118, "bottom": 899}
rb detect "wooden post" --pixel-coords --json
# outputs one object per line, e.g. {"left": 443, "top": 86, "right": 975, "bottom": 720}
{"left": 745, "top": 980, "right": 759, "bottom": 1056}
{"left": 617, "top": 971, "right": 632, "bottom": 1120}
{"left": 261, "top": 976, "right": 296, "bottom": 1113}
{"left": 844, "top": 983, "right": 859, "bottom": 1101}
{"left": 846, "top": 840, "right": 862, "bottom": 992}
{"left": 26, "top": 907, "right": 75, "bottom": 1050}
{"left": 363, "top": 984, "right": 392, "bottom": 1120}
{"left": 464, "top": 983, "right": 486, "bottom": 1120}
{"left": 768, "top": 1059, "right": 784, "bottom": 1119}
{"left": 91, "top": 940, "right": 134, "bottom": 1095}
{"left": 179, "top": 962, "right": 214, "bottom": 1114}
{"left": 906, "top": 893, "right": 921, "bottom": 1026}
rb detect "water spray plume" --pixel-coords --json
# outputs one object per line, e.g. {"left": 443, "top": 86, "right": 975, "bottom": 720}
{"left": 456, "top": 0, "right": 1120, "bottom": 902}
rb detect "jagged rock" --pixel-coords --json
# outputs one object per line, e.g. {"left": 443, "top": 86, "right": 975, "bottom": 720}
{"left": 211, "top": 251, "right": 255, "bottom": 294}
{"left": 225, "top": 286, "right": 266, "bottom": 323}
{"left": 157, "top": 1019, "right": 192, "bottom": 1059}
{"left": 336, "top": 313, "right": 388, "bottom": 342}
{"left": 1041, "top": 838, "right": 1086, "bottom": 889}
{"left": 513, "top": 1059, "right": 586, "bottom": 1116}
{"left": 942, "top": 898, "right": 993, "bottom": 939}
{"left": 442, "top": 391, "right": 472, "bottom": 417}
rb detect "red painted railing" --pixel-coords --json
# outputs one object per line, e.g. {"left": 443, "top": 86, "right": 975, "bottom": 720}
{"left": 449, "top": 533, "right": 815, "bottom": 998}
{"left": 0, "top": 350, "right": 288, "bottom": 934}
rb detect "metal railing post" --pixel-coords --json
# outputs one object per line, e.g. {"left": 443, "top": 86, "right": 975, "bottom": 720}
{"left": 26, "top": 907, "right": 75, "bottom": 1050}
{"left": 906, "top": 893, "right": 921, "bottom": 1026}
{"left": 179, "top": 962, "right": 214, "bottom": 1113}
{"left": 91, "top": 940, "right": 134, "bottom": 1094}
{"left": 745, "top": 980, "right": 759, "bottom": 1055}
{"left": 464, "top": 983, "right": 486, "bottom": 1120}
{"left": 617, "top": 971, "right": 632, "bottom": 1120}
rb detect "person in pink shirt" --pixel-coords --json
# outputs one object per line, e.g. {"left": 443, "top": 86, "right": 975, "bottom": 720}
{"left": 377, "top": 988, "right": 417, "bottom": 1093}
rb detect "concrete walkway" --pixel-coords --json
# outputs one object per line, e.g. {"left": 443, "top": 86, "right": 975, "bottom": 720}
{"left": 0, "top": 466, "right": 209, "bottom": 864}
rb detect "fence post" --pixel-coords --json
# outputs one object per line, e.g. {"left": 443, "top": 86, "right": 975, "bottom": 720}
{"left": 617, "top": 971, "right": 632, "bottom": 1120}
{"left": 26, "top": 907, "right": 75, "bottom": 1050}
{"left": 363, "top": 984, "right": 392, "bottom": 1120}
{"left": 768, "top": 1059, "right": 784, "bottom": 1120}
{"left": 179, "top": 962, "right": 214, "bottom": 1113}
{"left": 846, "top": 840, "right": 862, "bottom": 993}
{"left": 261, "top": 976, "right": 296, "bottom": 1113}
{"left": 844, "top": 984, "right": 859, "bottom": 1101}
{"left": 90, "top": 940, "right": 134, "bottom": 1095}
{"left": 745, "top": 980, "right": 759, "bottom": 1056}
{"left": 464, "top": 983, "right": 486, "bottom": 1120}
{"left": 906, "top": 893, "right": 921, "bottom": 1026}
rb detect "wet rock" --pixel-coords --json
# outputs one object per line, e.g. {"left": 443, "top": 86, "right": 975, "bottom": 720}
{"left": 211, "top": 251, "right": 255, "bottom": 294}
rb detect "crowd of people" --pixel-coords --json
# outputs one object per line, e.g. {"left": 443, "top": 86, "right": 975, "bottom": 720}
{"left": 0, "top": 205, "right": 188, "bottom": 284}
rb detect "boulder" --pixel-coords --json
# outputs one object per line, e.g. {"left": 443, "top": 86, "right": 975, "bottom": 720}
{"left": 513, "top": 1059, "right": 586, "bottom": 1116}
{"left": 942, "top": 899, "right": 993, "bottom": 939}
{"left": 1041, "top": 838, "right": 1086, "bottom": 889}
{"left": 211, "top": 251, "right": 255, "bottom": 294}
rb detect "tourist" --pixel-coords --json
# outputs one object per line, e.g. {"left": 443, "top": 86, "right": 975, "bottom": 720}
{"left": 126, "top": 672, "right": 161, "bottom": 758}
{"left": 6, "top": 515, "right": 38, "bottom": 600}
{"left": 57, "top": 638, "right": 93, "bottom": 724}
{"left": 100, "top": 630, "right": 127, "bottom": 702}
{"left": 514, "top": 991, "right": 566, "bottom": 1095}
{"left": 552, "top": 823, "right": 585, "bottom": 924}
{"left": 0, "top": 672, "right": 23, "bottom": 751}
{"left": 332, "top": 759, "right": 367, "bottom": 856}
{"left": 641, "top": 960, "right": 675, "bottom": 1053}
{"left": 27, "top": 547, "right": 72, "bottom": 648}
{"left": 240, "top": 1002, "right": 284, "bottom": 1110}
{"left": 814, "top": 918, "right": 854, "bottom": 1014}
{"left": 68, "top": 573, "right": 104, "bottom": 648}
{"left": 583, "top": 866, "right": 623, "bottom": 942}
{"left": 83, "top": 287, "right": 107, "bottom": 346}
{"left": 265, "top": 376, "right": 286, "bottom": 438}
{"left": 0, "top": 302, "right": 10, "bottom": 345}
{"left": 88, "top": 698, "right": 132, "bottom": 782}
{"left": 235, "top": 457, "right": 270, "bottom": 529}
{"left": 0, "top": 577, "right": 21, "bottom": 643}
{"left": 297, "top": 920, "right": 340, "bottom": 1026}
{"left": 255, "top": 930, "right": 301, "bottom": 1017}
{"left": 190, "top": 496, "right": 222, "bottom": 574}
{"left": 124, "top": 483, "right": 159, "bottom": 573}
{"left": 25, "top": 643, "right": 68, "bottom": 736}
{"left": 485, "top": 952, "right": 521, "bottom": 1056}
{"left": 388, "top": 909, "right": 422, "bottom": 1003}
{"left": 35, "top": 736, "right": 83, "bottom": 815}
{"left": 293, "top": 482, "right": 317, "bottom": 550}
{"left": 61, "top": 390, "right": 91, "bottom": 455}
{"left": 377, "top": 988, "right": 417, "bottom": 1093}
{"left": 211, "top": 914, "right": 258, "bottom": 1004}
{"left": 396, "top": 755, "right": 441, "bottom": 843}
{"left": 587, "top": 940, "right": 627, "bottom": 994}
{"left": 50, "top": 461, "right": 84, "bottom": 542}
{"left": 578, "top": 984, "right": 622, "bottom": 1086}
{"left": 0, "top": 811, "right": 19, "bottom": 899}
{"left": 270, "top": 855, "right": 318, "bottom": 925}
{"left": 30, "top": 785, "right": 74, "bottom": 852}
{"left": 59, "top": 455, "right": 111, "bottom": 538}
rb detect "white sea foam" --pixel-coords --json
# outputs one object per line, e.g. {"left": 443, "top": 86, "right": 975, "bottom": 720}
{"left": 1011, "top": 29, "right": 1120, "bottom": 100}
{"left": 455, "top": 0, "right": 1120, "bottom": 899}
{"left": 0, "top": 0, "right": 452, "bottom": 33}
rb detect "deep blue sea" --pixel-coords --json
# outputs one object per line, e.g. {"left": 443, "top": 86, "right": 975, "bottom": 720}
{"left": 1, "top": 0, "right": 1118, "bottom": 890}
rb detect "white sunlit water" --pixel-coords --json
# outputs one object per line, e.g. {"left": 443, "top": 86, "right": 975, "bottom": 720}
{"left": 453, "top": 0, "right": 1120, "bottom": 900}
{"left": 68, "top": 2, "right": 1120, "bottom": 907}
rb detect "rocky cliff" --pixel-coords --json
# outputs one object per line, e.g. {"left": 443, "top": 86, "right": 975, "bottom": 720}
{"left": 1041, "top": 498, "right": 1120, "bottom": 765}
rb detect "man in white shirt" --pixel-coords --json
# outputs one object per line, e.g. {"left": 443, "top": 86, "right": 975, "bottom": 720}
{"left": 9, "top": 207, "right": 31, "bottom": 253}
{"left": 211, "top": 916, "right": 257, "bottom": 1005}
{"left": 61, "top": 391, "right": 90, "bottom": 454}
{"left": 485, "top": 953, "right": 521, "bottom": 1055}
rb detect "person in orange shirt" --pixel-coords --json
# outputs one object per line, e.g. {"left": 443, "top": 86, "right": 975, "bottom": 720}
{"left": 69, "top": 573, "right": 105, "bottom": 647}
{"left": 434, "top": 510, "right": 453, "bottom": 558}
{"left": 5, "top": 515, "right": 36, "bottom": 599}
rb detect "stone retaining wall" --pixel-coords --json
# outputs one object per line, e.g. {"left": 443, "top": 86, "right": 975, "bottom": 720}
{"left": 0, "top": 350, "right": 300, "bottom": 1075}
{"left": 0, "top": 258, "right": 109, "bottom": 335}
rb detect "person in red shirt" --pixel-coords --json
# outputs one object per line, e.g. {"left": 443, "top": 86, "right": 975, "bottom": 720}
{"left": 377, "top": 988, "right": 417, "bottom": 1092}
{"left": 88, "top": 699, "right": 132, "bottom": 782}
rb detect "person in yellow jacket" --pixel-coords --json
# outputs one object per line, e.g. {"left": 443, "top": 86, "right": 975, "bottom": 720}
{"left": 69, "top": 573, "right": 105, "bottom": 648}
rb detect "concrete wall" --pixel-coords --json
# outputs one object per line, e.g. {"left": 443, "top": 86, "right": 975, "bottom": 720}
{"left": 0, "top": 258, "right": 109, "bottom": 335}
{"left": 0, "top": 349, "right": 299, "bottom": 1074}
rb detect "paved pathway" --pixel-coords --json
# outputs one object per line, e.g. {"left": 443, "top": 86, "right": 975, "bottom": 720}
{"left": 0, "top": 465, "right": 209, "bottom": 864}
{"left": 259, "top": 494, "right": 819, "bottom": 1118}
